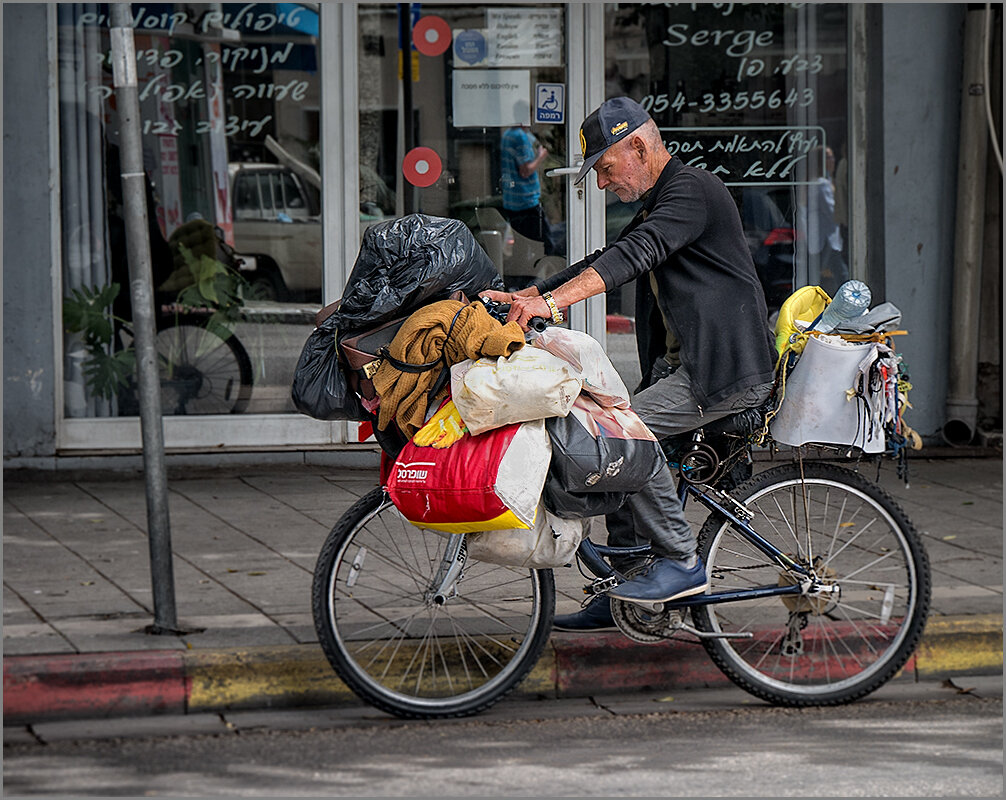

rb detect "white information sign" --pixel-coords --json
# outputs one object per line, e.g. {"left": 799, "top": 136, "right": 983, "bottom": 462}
{"left": 452, "top": 69, "right": 530, "bottom": 128}
{"left": 485, "top": 7, "right": 562, "bottom": 67}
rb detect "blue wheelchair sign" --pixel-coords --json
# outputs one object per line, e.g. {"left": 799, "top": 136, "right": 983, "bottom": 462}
{"left": 535, "top": 83, "right": 564, "bottom": 124}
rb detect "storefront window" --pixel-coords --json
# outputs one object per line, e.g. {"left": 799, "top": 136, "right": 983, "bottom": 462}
{"left": 603, "top": 3, "right": 848, "bottom": 387}
{"left": 57, "top": 3, "right": 321, "bottom": 418}
{"left": 357, "top": 4, "right": 569, "bottom": 293}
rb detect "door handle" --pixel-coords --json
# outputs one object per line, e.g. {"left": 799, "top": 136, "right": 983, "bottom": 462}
{"left": 545, "top": 165, "right": 583, "bottom": 177}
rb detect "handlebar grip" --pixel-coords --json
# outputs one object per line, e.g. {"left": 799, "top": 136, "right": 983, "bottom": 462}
{"left": 528, "top": 316, "right": 548, "bottom": 333}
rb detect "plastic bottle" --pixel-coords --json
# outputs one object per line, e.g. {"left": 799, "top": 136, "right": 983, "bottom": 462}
{"left": 811, "top": 280, "right": 872, "bottom": 333}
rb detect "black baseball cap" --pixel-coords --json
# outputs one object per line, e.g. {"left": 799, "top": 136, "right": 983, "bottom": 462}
{"left": 575, "top": 97, "right": 652, "bottom": 184}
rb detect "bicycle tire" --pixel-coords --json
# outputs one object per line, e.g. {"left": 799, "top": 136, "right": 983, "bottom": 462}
{"left": 154, "top": 316, "right": 253, "bottom": 414}
{"left": 311, "top": 487, "right": 556, "bottom": 719}
{"left": 692, "top": 461, "right": 931, "bottom": 707}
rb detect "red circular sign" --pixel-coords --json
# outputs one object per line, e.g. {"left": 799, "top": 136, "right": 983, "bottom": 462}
{"left": 413, "top": 16, "right": 451, "bottom": 57}
{"left": 402, "top": 147, "right": 442, "bottom": 188}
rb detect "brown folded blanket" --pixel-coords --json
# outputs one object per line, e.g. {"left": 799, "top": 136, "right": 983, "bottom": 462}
{"left": 373, "top": 299, "right": 525, "bottom": 437}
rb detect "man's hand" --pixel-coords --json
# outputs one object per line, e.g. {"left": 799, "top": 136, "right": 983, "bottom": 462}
{"left": 478, "top": 289, "right": 513, "bottom": 304}
{"left": 506, "top": 293, "right": 552, "bottom": 332}
{"left": 479, "top": 286, "right": 546, "bottom": 332}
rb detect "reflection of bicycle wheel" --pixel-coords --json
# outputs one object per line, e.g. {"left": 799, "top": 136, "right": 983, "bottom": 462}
{"left": 155, "top": 318, "right": 253, "bottom": 414}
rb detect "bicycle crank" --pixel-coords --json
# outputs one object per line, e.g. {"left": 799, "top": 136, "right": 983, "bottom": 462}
{"left": 610, "top": 598, "right": 755, "bottom": 643}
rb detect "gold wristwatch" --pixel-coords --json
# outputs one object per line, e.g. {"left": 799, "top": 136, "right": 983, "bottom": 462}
{"left": 541, "top": 291, "right": 564, "bottom": 324}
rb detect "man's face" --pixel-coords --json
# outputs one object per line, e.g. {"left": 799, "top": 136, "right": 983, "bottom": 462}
{"left": 592, "top": 137, "right": 650, "bottom": 202}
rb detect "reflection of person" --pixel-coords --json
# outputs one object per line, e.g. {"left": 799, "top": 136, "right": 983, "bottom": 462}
{"left": 104, "top": 142, "right": 175, "bottom": 322}
{"left": 799, "top": 145, "right": 848, "bottom": 295}
{"left": 500, "top": 101, "right": 556, "bottom": 254}
{"left": 482, "top": 97, "right": 777, "bottom": 629}
{"left": 833, "top": 140, "right": 849, "bottom": 264}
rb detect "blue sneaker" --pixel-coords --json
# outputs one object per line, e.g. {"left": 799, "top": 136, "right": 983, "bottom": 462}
{"left": 552, "top": 595, "right": 616, "bottom": 632}
{"left": 606, "top": 557, "right": 709, "bottom": 604}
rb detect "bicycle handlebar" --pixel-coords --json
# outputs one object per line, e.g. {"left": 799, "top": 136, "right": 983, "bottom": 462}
{"left": 479, "top": 296, "right": 547, "bottom": 333}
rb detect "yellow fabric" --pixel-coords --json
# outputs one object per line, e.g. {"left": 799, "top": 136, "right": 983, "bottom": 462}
{"left": 372, "top": 300, "right": 525, "bottom": 437}
{"left": 406, "top": 507, "right": 533, "bottom": 534}
{"left": 413, "top": 400, "right": 468, "bottom": 448}
{"left": 774, "top": 285, "right": 831, "bottom": 354}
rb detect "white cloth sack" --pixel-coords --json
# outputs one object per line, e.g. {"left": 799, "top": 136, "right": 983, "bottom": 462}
{"left": 451, "top": 347, "right": 581, "bottom": 435}
{"left": 531, "top": 327, "right": 631, "bottom": 408}
{"left": 770, "top": 335, "right": 885, "bottom": 453}
{"left": 466, "top": 502, "right": 584, "bottom": 569}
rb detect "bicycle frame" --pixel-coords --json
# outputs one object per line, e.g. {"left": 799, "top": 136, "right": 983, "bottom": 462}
{"left": 573, "top": 469, "right": 811, "bottom": 609}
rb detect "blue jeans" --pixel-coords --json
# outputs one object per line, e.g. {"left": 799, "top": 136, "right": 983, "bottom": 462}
{"left": 605, "top": 364, "right": 774, "bottom": 566}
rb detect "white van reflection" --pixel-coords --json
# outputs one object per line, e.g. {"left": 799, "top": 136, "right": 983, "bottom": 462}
{"left": 229, "top": 162, "right": 322, "bottom": 302}
{"left": 229, "top": 136, "right": 395, "bottom": 304}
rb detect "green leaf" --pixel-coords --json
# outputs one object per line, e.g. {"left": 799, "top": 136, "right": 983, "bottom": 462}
{"left": 81, "top": 347, "right": 136, "bottom": 399}
{"left": 62, "top": 283, "right": 121, "bottom": 345}
{"left": 203, "top": 311, "right": 236, "bottom": 343}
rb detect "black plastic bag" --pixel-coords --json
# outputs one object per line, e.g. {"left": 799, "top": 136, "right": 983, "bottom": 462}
{"left": 542, "top": 473, "right": 627, "bottom": 519}
{"left": 332, "top": 214, "right": 504, "bottom": 330}
{"left": 545, "top": 394, "right": 665, "bottom": 496}
{"left": 290, "top": 315, "right": 367, "bottom": 421}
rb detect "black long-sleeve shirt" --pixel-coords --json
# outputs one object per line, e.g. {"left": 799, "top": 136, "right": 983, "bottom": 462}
{"left": 537, "top": 157, "right": 777, "bottom": 408}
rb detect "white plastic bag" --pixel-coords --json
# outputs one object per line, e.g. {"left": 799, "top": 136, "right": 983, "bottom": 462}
{"left": 466, "top": 502, "right": 584, "bottom": 569}
{"left": 770, "top": 335, "right": 885, "bottom": 453}
{"left": 531, "top": 327, "right": 631, "bottom": 408}
{"left": 451, "top": 347, "right": 581, "bottom": 435}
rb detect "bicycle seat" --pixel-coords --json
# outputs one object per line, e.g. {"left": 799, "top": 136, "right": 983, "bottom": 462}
{"left": 700, "top": 401, "right": 771, "bottom": 438}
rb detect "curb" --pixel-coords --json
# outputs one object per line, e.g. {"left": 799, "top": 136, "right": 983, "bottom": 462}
{"left": 4, "top": 614, "right": 1001, "bottom": 725}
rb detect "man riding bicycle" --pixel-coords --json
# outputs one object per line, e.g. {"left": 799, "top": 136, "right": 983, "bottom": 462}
{"left": 482, "top": 97, "right": 777, "bottom": 631}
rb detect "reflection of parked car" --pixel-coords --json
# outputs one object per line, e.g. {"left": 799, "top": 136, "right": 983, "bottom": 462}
{"left": 230, "top": 162, "right": 322, "bottom": 302}
{"left": 453, "top": 194, "right": 640, "bottom": 293}
{"left": 229, "top": 160, "right": 395, "bottom": 303}
{"left": 451, "top": 197, "right": 562, "bottom": 292}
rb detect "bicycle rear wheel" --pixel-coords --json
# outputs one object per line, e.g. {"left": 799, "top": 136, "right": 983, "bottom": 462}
{"left": 693, "top": 461, "right": 931, "bottom": 706}
{"left": 155, "top": 318, "right": 253, "bottom": 414}
{"left": 312, "top": 488, "right": 555, "bottom": 719}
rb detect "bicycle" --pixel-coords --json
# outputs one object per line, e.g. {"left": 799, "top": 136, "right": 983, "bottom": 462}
{"left": 311, "top": 315, "right": 931, "bottom": 720}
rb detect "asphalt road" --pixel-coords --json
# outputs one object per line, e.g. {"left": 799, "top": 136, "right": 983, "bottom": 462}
{"left": 5, "top": 680, "right": 1002, "bottom": 797}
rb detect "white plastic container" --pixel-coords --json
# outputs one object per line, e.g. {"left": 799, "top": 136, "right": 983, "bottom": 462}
{"left": 770, "top": 334, "right": 885, "bottom": 453}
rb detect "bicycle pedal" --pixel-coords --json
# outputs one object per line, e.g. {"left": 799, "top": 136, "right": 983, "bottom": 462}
{"left": 584, "top": 576, "right": 620, "bottom": 596}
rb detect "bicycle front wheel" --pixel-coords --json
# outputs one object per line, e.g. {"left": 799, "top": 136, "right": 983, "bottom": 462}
{"left": 693, "top": 461, "right": 931, "bottom": 707}
{"left": 311, "top": 488, "right": 555, "bottom": 719}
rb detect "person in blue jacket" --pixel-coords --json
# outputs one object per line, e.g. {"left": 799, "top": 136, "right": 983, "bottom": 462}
{"left": 500, "top": 102, "right": 556, "bottom": 255}
{"left": 482, "top": 97, "right": 777, "bottom": 630}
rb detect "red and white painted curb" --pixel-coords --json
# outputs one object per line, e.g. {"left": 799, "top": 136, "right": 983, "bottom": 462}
{"left": 4, "top": 615, "right": 1001, "bottom": 725}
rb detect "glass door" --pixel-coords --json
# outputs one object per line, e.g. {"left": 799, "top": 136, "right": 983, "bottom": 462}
{"left": 348, "top": 3, "right": 588, "bottom": 444}
{"left": 355, "top": 4, "right": 573, "bottom": 292}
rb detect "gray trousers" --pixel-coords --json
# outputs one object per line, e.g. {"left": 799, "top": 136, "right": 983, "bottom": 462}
{"left": 605, "top": 363, "right": 774, "bottom": 566}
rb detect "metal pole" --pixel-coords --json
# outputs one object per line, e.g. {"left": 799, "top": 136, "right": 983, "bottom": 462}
{"left": 943, "top": 6, "right": 990, "bottom": 446}
{"left": 109, "top": 3, "right": 179, "bottom": 633}
{"left": 399, "top": 3, "right": 415, "bottom": 214}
